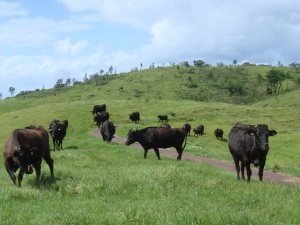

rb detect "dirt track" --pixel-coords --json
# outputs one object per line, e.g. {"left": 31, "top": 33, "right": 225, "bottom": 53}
{"left": 92, "top": 128, "right": 300, "bottom": 187}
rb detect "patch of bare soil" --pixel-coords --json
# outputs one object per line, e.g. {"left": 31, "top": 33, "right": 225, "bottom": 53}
{"left": 91, "top": 128, "right": 300, "bottom": 187}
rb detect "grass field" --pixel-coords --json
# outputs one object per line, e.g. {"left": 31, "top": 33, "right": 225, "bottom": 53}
{"left": 0, "top": 66, "right": 299, "bottom": 224}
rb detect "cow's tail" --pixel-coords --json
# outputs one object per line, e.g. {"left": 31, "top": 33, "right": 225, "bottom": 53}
{"left": 182, "top": 132, "right": 188, "bottom": 149}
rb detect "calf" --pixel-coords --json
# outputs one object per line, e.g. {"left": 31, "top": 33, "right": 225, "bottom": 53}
{"left": 158, "top": 115, "right": 168, "bottom": 123}
{"left": 228, "top": 122, "right": 277, "bottom": 182}
{"left": 129, "top": 111, "right": 140, "bottom": 123}
{"left": 94, "top": 111, "right": 110, "bottom": 128}
{"left": 100, "top": 121, "right": 116, "bottom": 142}
{"left": 3, "top": 126, "right": 54, "bottom": 186}
{"left": 193, "top": 125, "right": 204, "bottom": 136}
{"left": 125, "top": 127, "right": 187, "bottom": 160}
{"left": 214, "top": 128, "right": 224, "bottom": 139}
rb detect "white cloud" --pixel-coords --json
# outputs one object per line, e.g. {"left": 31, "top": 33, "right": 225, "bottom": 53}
{"left": 55, "top": 38, "right": 89, "bottom": 55}
{"left": 0, "top": 1, "right": 29, "bottom": 17}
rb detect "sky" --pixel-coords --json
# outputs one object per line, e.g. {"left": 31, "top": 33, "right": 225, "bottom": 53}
{"left": 1, "top": 0, "right": 300, "bottom": 99}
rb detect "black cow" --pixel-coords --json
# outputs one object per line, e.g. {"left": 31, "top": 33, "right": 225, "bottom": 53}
{"left": 228, "top": 122, "right": 277, "bottom": 182}
{"left": 91, "top": 104, "right": 106, "bottom": 115}
{"left": 100, "top": 121, "right": 116, "bottom": 142}
{"left": 129, "top": 112, "right": 140, "bottom": 123}
{"left": 3, "top": 126, "right": 54, "bottom": 186}
{"left": 125, "top": 127, "right": 187, "bottom": 160}
{"left": 193, "top": 125, "right": 204, "bottom": 136}
{"left": 214, "top": 128, "right": 224, "bottom": 139}
{"left": 50, "top": 120, "right": 68, "bottom": 151}
{"left": 94, "top": 111, "right": 110, "bottom": 128}
{"left": 183, "top": 123, "right": 191, "bottom": 136}
{"left": 158, "top": 115, "right": 168, "bottom": 122}
{"left": 159, "top": 123, "right": 171, "bottom": 128}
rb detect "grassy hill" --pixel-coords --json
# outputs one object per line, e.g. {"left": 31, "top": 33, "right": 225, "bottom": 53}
{"left": 0, "top": 65, "right": 299, "bottom": 224}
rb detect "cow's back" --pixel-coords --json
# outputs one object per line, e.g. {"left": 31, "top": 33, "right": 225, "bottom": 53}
{"left": 143, "top": 127, "right": 186, "bottom": 148}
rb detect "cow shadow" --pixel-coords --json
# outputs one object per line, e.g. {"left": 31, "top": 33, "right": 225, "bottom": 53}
{"left": 33, "top": 175, "right": 58, "bottom": 190}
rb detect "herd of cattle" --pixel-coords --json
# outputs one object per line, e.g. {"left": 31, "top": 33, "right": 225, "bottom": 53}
{"left": 2, "top": 103, "right": 277, "bottom": 186}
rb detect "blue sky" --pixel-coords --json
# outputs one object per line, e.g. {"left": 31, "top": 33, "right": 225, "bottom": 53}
{"left": 1, "top": 0, "right": 300, "bottom": 98}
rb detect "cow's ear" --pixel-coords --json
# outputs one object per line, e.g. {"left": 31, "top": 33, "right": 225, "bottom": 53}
{"left": 269, "top": 130, "right": 277, "bottom": 136}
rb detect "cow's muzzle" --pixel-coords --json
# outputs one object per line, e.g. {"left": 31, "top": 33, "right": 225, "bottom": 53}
{"left": 25, "top": 165, "right": 34, "bottom": 174}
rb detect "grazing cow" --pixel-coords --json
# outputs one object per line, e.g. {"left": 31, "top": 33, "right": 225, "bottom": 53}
{"left": 193, "top": 125, "right": 204, "bottom": 136}
{"left": 214, "top": 128, "right": 224, "bottom": 139}
{"left": 100, "top": 121, "right": 116, "bottom": 142}
{"left": 50, "top": 120, "right": 68, "bottom": 151}
{"left": 125, "top": 127, "right": 187, "bottom": 160}
{"left": 158, "top": 115, "right": 168, "bottom": 123}
{"left": 159, "top": 123, "right": 171, "bottom": 128}
{"left": 129, "top": 111, "right": 140, "bottom": 123}
{"left": 94, "top": 111, "right": 110, "bottom": 128}
{"left": 228, "top": 122, "right": 277, "bottom": 182}
{"left": 3, "top": 126, "right": 54, "bottom": 186}
{"left": 91, "top": 104, "right": 106, "bottom": 115}
{"left": 183, "top": 123, "right": 191, "bottom": 136}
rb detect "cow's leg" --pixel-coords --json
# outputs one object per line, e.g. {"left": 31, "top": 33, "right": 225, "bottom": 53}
{"left": 17, "top": 170, "right": 24, "bottom": 187}
{"left": 176, "top": 147, "right": 183, "bottom": 160}
{"left": 52, "top": 139, "right": 56, "bottom": 151}
{"left": 258, "top": 159, "right": 266, "bottom": 181}
{"left": 241, "top": 161, "right": 245, "bottom": 180}
{"left": 5, "top": 163, "right": 17, "bottom": 186}
{"left": 245, "top": 161, "right": 252, "bottom": 182}
{"left": 43, "top": 154, "right": 54, "bottom": 177}
{"left": 34, "top": 164, "right": 41, "bottom": 183}
{"left": 153, "top": 148, "right": 161, "bottom": 160}
{"left": 143, "top": 149, "right": 148, "bottom": 159}
{"left": 233, "top": 158, "right": 240, "bottom": 180}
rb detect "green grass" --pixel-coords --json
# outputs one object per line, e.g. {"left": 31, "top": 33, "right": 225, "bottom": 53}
{"left": 0, "top": 66, "right": 299, "bottom": 224}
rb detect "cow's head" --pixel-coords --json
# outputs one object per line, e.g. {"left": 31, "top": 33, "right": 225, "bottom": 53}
{"left": 13, "top": 145, "right": 38, "bottom": 174}
{"left": 247, "top": 125, "right": 277, "bottom": 151}
{"left": 125, "top": 129, "right": 138, "bottom": 146}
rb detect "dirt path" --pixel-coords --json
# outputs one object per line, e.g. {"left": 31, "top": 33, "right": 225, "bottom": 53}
{"left": 92, "top": 128, "right": 300, "bottom": 186}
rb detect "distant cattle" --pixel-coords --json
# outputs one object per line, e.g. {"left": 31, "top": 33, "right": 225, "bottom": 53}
{"left": 159, "top": 123, "right": 171, "bottom": 128}
{"left": 183, "top": 123, "right": 191, "bottom": 136}
{"left": 3, "top": 126, "right": 54, "bottom": 186}
{"left": 193, "top": 125, "right": 204, "bottom": 136}
{"left": 49, "top": 119, "right": 60, "bottom": 131}
{"left": 100, "top": 121, "right": 116, "bottom": 142}
{"left": 228, "top": 122, "right": 277, "bottom": 182}
{"left": 129, "top": 112, "right": 140, "bottom": 123}
{"left": 214, "top": 128, "right": 224, "bottom": 139}
{"left": 158, "top": 115, "right": 168, "bottom": 123}
{"left": 94, "top": 111, "right": 110, "bottom": 127}
{"left": 49, "top": 119, "right": 68, "bottom": 151}
{"left": 125, "top": 127, "right": 187, "bottom": 160}
{"left": 91, "top": 104, "right": 106, "bottom": 115}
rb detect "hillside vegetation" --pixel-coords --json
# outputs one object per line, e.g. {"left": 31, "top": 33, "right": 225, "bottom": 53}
{"left": 0, "top": 65, "right": 299, "bottom": 224}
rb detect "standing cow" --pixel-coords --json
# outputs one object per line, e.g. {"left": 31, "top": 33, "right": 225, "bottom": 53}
{"left": 157, "top": 115, "right": 168, "bottom": 123}
{"left": 91, "top": 104, "right": 106, "bottom": 115}
{"left": 50, "top": 119, "right": 68, "bottom": 151}
{"left": 125, "top": 127, "right": 187, "bottom": 160}
{"left": 100, "top": 121, "right": 116, "bottom": 142}
{"left": 129, "top": 112, "right": 140, "bottom": 123}
{"left": 3, "top": 126, "right": 54, "bottom": 186}
{"left": 228, "top": 122, "right": 277, "bottom": 182}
